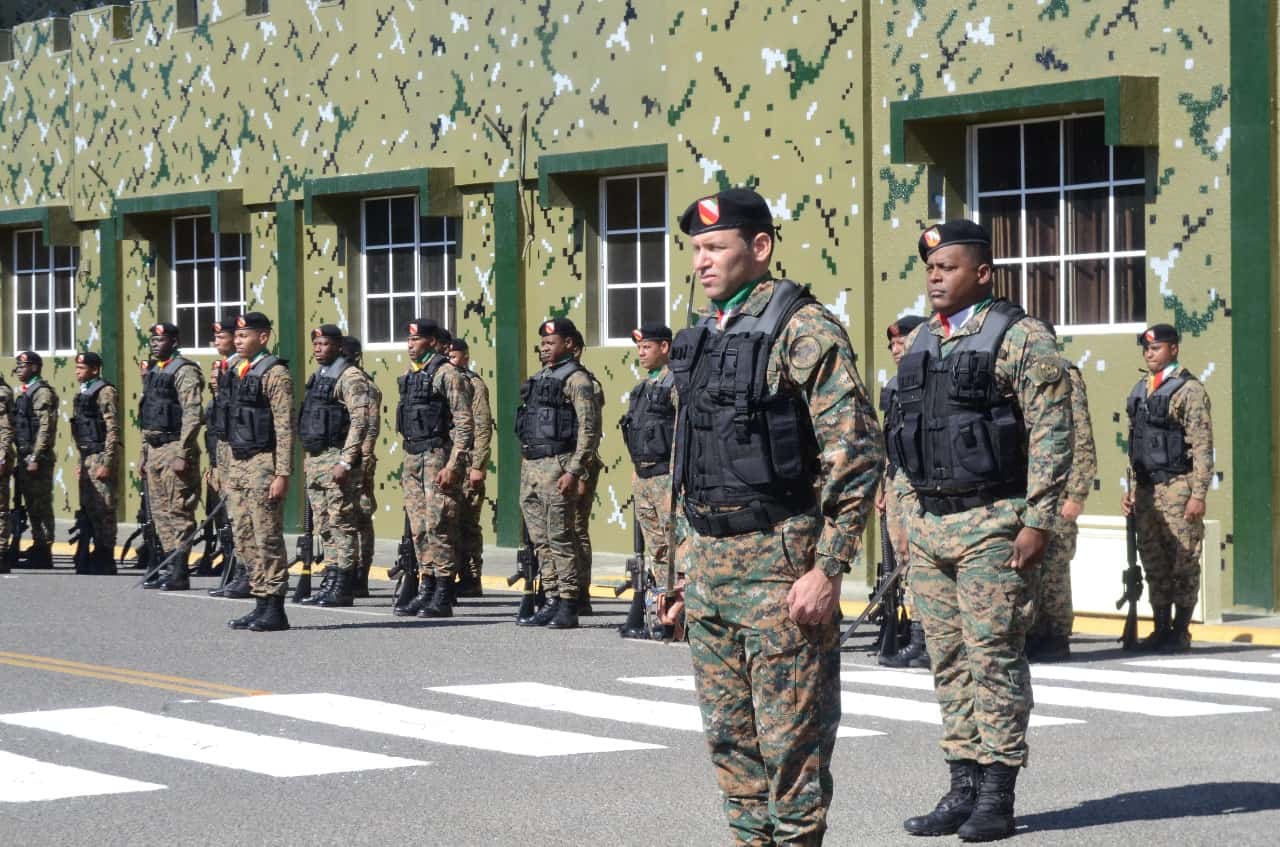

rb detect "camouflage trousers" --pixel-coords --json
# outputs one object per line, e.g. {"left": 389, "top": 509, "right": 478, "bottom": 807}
{"left": 77, "top": 451, "right": 118, "bottom": 550}
{"left": 882, "top": 472, "right": 915, "bottom": 611}
{"left": 1031, "top": 519, "right": 1077, "bottom": 639}
{"left": 223, "top": 452, "right": 288, "bottom": 598}
{"left": 633, "top": 471, "right": 672, "bottom": 580}
{"left": 143, "top": 441, "right": 200, "bottom": 555}
{"left": 304, "top": 450, "right": 360, "bottom": 574}
{"left": 458, "top": 479, "right": 486, "bottom": 581}
{"left": 403, "top": 448, "right": 462, "bottom": 581}
{"left": 519, "top": 455, "right": 579, "bottom": 601}
{"left": 684, "top": 512, "right": 842, "bottom": 846}
{"left": 1135, "top": 476, "right": 1204, "bottom": 608}
{"left": 15, "top": 456, "right": 55, "bottom": 543}
{"left": 0, "top": 464, "right": 10, "bottom": 557}
{"left": 358, "top": 467, "right": 377, "bottom": 574}
{"left": 908, "top": 499, "right": 1037, "bottom": 768}
{"left": 573, "top": 464, "right": 600, "bottom": 594}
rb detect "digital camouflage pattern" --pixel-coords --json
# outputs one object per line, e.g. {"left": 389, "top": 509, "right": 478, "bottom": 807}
{"left": 459, "top": 370, "right": 493, "bottom": 582}
{"left": 140, "top": 360, "right": 203, "bottom": 555}
{"left": 630, "top": 365, "right": 675, "bottom": 580}
{"left": 902, "top": 307, "right": 1072, "bottom": 768}
{"left": 681, "top": 281, "right": 883, "bottom": 844}
{"left": 883, "top": 471, "right": 914, "bottom": 610}
{"left": 573, "top": 448, "right": 603, "bottom": 594}
{"left": 303, "top": 366, "right": 372, "bottom": 574}
{"left": 357, "top": 376, "right": 383, "bottom": 576}
{"left": 1133, "top": 371, "right": 1214, "bottom": 609}
{"left": 0, "top": 377, "right": 13, "bottom": 559}
{"left": 15, "top": 380, "right": 58, "bottom": 544}
{"left": 76, "top": 381, "right": 121, "bottom": 550}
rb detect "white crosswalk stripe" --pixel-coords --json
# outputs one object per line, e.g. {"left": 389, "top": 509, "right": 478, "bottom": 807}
{"left": 0, "top": 706, "right": 426, "bottom": 777}
{"left": 215, "top": 692, "right": 666, "bottom": 756}
{"left": 1025, "top": 664, "right": 1280, "bottom": 701}
{"left": 1127, "top": 657, "right": 1280, "bottom": 677}
{"left": 0, "top": 750, "right": 165, "bottom": 803}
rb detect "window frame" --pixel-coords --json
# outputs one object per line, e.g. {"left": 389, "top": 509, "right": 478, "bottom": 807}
{"left": 597, "top": 172, "right": 670, "bottom": 347}
{"left": 169, "top": 214, "right": 248, "bottom": 350}
{"left": 968, "top": 112, "right": 1147, "bottom": 336}
{"left": 11, "top": 228, "right": 77, "bottom": 356}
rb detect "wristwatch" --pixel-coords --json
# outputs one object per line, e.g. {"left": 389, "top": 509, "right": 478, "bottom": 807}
{"left": 819, "top": 556, "right": 849, "bottom": 577}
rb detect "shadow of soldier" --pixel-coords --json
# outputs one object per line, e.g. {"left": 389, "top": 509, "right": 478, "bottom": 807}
{"left": 1018, "top": 782, "right": 1280, "bottom": 832}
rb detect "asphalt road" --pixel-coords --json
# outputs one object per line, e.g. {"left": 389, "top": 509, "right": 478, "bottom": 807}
{"left": 2, "top": 567, "right": 1278, "bottom": 846}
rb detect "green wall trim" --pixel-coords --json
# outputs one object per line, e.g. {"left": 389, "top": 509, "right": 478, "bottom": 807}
{"left": 890, "top": 76, "right": 1158, "bottom": 164}
{"left": 1229, "top": 0, "right": 1276, "bottom": 609}
{"left": 493, "top": 181, "right": 523, "bottom": 547}
{"left": 303, "top": 168, "right": 430, "bottom": 224}
{"left": 0, "top": 204, "right": 77, "bottom": 246}
{"left": 537, "top": 143, "right": 668, "bottom": 208}
{"left": 98, "top": 217, "right": 121, "bottom": 387}
{"left": 115, "top": 188, "right": 248, "bottom": 235}
{"left": 275, "top": 200, "right": 304, "bottom": 533}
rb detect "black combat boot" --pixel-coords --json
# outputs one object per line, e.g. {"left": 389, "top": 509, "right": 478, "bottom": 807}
{"left": 395, "top": 574, "right": 434, "bottom": 617}
{"left": 1027, "top": 633, "right": 1070, "bottom": 662}
{"left": 882, "top": 620, "right": 929, "bottom": 668}
{"left": 547, "top": 596, "right": 580, "bottom": 630}
{"left": 23, "top": 541, "right": 54, "bottom": 569}
{"left": 455, "top": 572, "right": 484, "bottom": 598}
{"left": 353, "top": 565, "right": 370, "bottom": 599}
{"left": 420, "top": 576, "right": 455, "bottom": 618}
{"left": 300, "top": 567, "right": 337, "bottom": 606}
{"left": 160, "top": 559, "right": 190, "bottom": 591}
{"left": 520, "top": 597, "right": 560, "bottom": 627}
{"left": 142, "top": 551, "right": 170, "bottom": 589}
{"left": 1162, "top": 605, "right": 1195, "bottom": 653}
{"left": 228, "top": 597, "right": 268, "bottom": 630}
{"left": 93, "top": 545, "right": 118, "bottom": 576}
{"left": 903, "top": 759, "right": 980, "bottom": 836}
{"left": 211, "top": 562, "right": 252, "bottom": 598}
{"left": 957, "top": 763, "right": 1019, "bottom": 842}
{"left": 249, "top": 595, "right": 291, "bottom": 632}
{"left": 576, "top": 596, "right": 594, "bottom": 617}
{"left": 1138, "top": 604, "right": 1173, "bottom": 651}
{"left": 317, "top": 569, "right": 354, "bottom": 607}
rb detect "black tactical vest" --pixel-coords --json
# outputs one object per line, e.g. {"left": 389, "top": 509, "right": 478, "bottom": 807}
{"left": 299, "top": 357, "right": 353, "bottom": 454}
{"left": 620, "top": 372, "right": 675, "bottom": 478}
{"left": 669, "top": 280, "right": 820, "bottom": 538}
{"left": 139, "top": 356, "right": 196, "bottom": 446}
{"left": 71, "top": 381, "right": 111, "bottom": 455}
{"left": 14, "top": 382, "right": 51, "bottom": 455}
{"left": 888, "top": 300, "right": 1029, "bottom": 514}
{"left": 227, "top": 355, "right": 283, "bottom": 460}
{"left": 1126, "top": 373, "right": 1194, "bottom": 484}
{"left": 204, "top": 357, "right": 236, "bottom": 466}
{"left": 516, "top": 359, "right": 583, "bottom": 460}
{"left": 396, "top": 355, "right": 453, "bottom": 455}
{"left": 880, "top": 375, "right": 902, "bottom": 478}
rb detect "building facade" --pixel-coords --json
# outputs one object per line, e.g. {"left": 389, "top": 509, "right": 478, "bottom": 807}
{"left": 1, "top": 1, "right": 1275, "bottom": 611}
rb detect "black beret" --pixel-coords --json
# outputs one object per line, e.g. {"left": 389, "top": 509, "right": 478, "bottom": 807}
{"left": 448, "top": 338, "right": 470, "bottom": 353}
{"left": 149, "top": 322, "right": 180, "bottom": 339}
{"left": 678, "top": 188, "right": 774, "bottom": 237}
{"left": 538, "top": 317, "right": 578, "bottom": 338}
{"left": 236, "top": 312, "right": 273, "bottom": 331}
{"left": 16, "top": 350, "right": 43, "bottom": 367}
{"left": 918, "top": 220, "right": 992, "bottom": 261}
{"left": 1139, "top": 324, "right": 1180, "bottom": 347}
{"left": 76, "top": 351, "right": 103, "bottom": 367}
{"left": 341, "top": 336, "right": 363, "bottom": 357}
{"left": 437, "top": 328, "right": 453, "bottom": 344}
{"left": 407, "top": 317, "right": 438, "bottom": 339}
{"left": 310, "top": 323, "right": 343, "bottom": 340}
{"left": 886, "top": 315, "right": 927, "bottom": 342}
{"left": 631, "top": 323, "right": 673, "bottom": 343}
{"left": 211, "top": 315, "right": 239, "bottom": 335}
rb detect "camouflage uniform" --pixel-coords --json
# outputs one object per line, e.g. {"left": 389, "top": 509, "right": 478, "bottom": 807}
{"left": 74, "top": 379, "right": 122, "bottom": 551}
{"left": 357, "top": 376, "right": 383, "bottom": 578}
{"left": 0, "top": 377, "right": 13, "bottom": 562}
{"left": 901, "top": 306, "right": 1072, "bottom": 768}
{"left": 679, "top": 280, "right": 883, "bottom": 844}
{"left": 139, "top": 358, "right": 204, "bottom": 555}
{"left": 630, "top": 365, "right": 675, "bottom": 584}
{"left": 14, "top": 378, "right": 58, "bottom": 544}
{"left": 1031, "top": 362, "right": 1097, "bottom": 640}
{"left": 458, "top": 368, "right": 493, "bottom": 583}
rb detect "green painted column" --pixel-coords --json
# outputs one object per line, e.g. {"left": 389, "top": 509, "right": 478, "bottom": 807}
{"left": 275, "top": 200, "right": 304, "bottom": 533}
{"left": 97, "top": 217, "right": 121, "bottom": 386}
{"left": 493, "top": 181, "right": 524, "bottom": 547}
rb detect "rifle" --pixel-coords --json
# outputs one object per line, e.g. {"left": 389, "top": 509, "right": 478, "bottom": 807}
{"left": 70, "top": 504, "right": 95, "bottom": 575}
{"left": 132, "top": 498, "right": 227, "bottom": 588}
{"left": 840, "top": 554, "right": 911, "bottom": 647}
{"left": 618, "top": 507, "right": 649, "bottom": 639}
{"left": 193, "top": 486, "right": 223, "bottom": 577}
{"left": 290, "top": 500, "right": 318, "bottom": 603}
{"left": 212, "top": 506, "right": 238, "bottom": 593}
{"left": 508, "top": 519, "right": 543, "bottom": 623}
{"left": 120, "top": 481, "right": 159, "bottom": 573}
{"left": 1118, "top": 471, "right": 1144, "bottom": 650}
{"left": 5, "top": 486, "right": 29, "bottom": 571}
{"left": 388, "top": 514, "right": 418, "bottom": 608}
{"left": 874, "top": 517, "right": 909, "bottom": 660}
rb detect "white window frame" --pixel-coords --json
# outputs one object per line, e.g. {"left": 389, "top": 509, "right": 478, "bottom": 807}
{"left": 598, "top": 173, "right": 670, "bottom": 346}
{"left": 170, "top": 214, "right": 248, "bottom": 350}
{"left": 969, "top": 113, "right": 1147, "bottom": 335}
{"left": 359, "top": 194, "right": 459, "bottom": 350}
{"left": 11, "top": 228, "right": 77, "bottom": 356}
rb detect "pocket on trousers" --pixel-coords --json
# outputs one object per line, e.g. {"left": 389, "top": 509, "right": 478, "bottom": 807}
{"left": 759, "top": 622, "right": 809, "bottom": 716}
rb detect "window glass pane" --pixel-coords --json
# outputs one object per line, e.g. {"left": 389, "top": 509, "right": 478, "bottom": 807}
{"left": 390, "top": 198, "right": 416, "bottom": 244}
{"left": 420, "top": 216, "right": 445, "bottom": 244}
{"left": 1114, "top": 184, "right": 1145, "bottom": 252}
{"left": 220, "top": 261, "right": 244, "bottom": 305}
{"left": 640, "top": 286, "right": 666, "bottom": 327}
{"left": 392, "top": 296, "right": 416, "bottom": 340}
{"left": 991, "top": 264, "right": 1020, "bottom": 304}
{"left": 15, "top": 232, "right": 35, "bottom": 272}
{"left": 197, "top": 264, "right": 215, "bottom": 303}
{"left": 1025, "top": 262, "right": 1060, "bottom": 325}
{"left": 54, "top": 246, "right": 74, "bottom": 269}
{"left": 1067, "top": 259, "right": 1108, "bottom": 325}
{"left": 17, "top": 314, "right": 33, "bottom": 350}
{"left": 1113, "top": 146, "right": 1145, "bottom": 181}
{"left": 367, "top": 298, "right": 391, "bottom": 343}
{"left": 976, "top": 125, "right": 1021, "bottom": 192}
{"left": 175, "top": 265, "right": 195, "bottom": 303}
{"left": 1064, "top": 116, "right": 1107, "bottom": 185}
{"left": 607, "top": 288, "right": 637, "bottom": 340}
{"left": 219, "top": 233, "right": 244, "bottom": 260}
{"left": 16, "top": 275, "right": 33, "bottom": 309}
{"left": 174, "top": 218, "right": 194, "bottom": 260}
{"left": 1066, "top": 188, "right": 1108, "bottom": 255}
{"left": 606, "top": 179, "right": 637, "bottom": 231}
{"left": 443, "top": 294, "right": 457, "bottom": 330}
{"left": 55, "top": 311, "right": 72, "bottom": 351}
{"left": 1025, "top": 192, "right": 1059, "bottom": 258}
{"left": 55, "top": 271, "right": 74, "bottom": 309}
{"left": 639, "top": 231, "right": 665, "bottom": 283}
{"left": 178, "top": 307, "right": 197, "bottom": 345}
{"left": 606, "top": 234, "right": 637, "bottom": 284}
{"left": 198, "top": 306, "right": 219, "bottom": 343}
{"left": 34, "top": 315, "right": 50, "bottom": 352}
{"left": 391, "top": 246, "right": 415, "bottom": 294}
{"left": 1115, "top": 256, "right": 1146, "bottom": 324}
{"left": 638, "top": 176, "right": 666, "bottom": 229}
{"left": 421, "top": 295, "right": 446, "bottom": 327}
{"left": 195, "top": 217, "right": 215, "bottom": 259}
{"left": 1023, "top": 121, "right": 1060, "bottom": 189}
{"left": 366, "top": 250, "right": 390, "bottom": 295}
{"left": 420, "top": 243, "right": 447, "bottom": 292}
{"left": 34, "top": 277, "right": 49, "bottom": 310}
{"left": 978, "top": 195, "right": 1021, "bottom": 259}
{"left": 365, "top": 199, "right": 390, "bottom": 246}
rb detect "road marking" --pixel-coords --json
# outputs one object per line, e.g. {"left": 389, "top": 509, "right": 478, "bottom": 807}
{"left": 0, "top": 750, "right": 165, "bottom": 803}
{"left": 0, "top": 651, "right": 269, "bottom": 699}
{"left": 434, "top": 681, "right": 875, "bottom": 739}
{"left": 0, "top": 706, "right": 425, "bottom": 777}
{"left": 840, "top": 669, "right": 1268, "bottom": 717}
{"left": 1127, "top": 658, "right": 1280, "bottom": 677}
{"left": 1024, "top": 664, "right": 1280, "bottom": 701}
{"left": 215, "top": 692, "right": 666, "bottom": 756}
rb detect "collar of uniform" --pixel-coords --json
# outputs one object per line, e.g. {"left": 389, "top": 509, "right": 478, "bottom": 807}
{"left": 21, "top": 375, "right": 42, "bottom": 390}
{"left": 930, "top": 296, "right": 993, "bottom": 339}
{"left": 410, "top": 351, "right": 436, "bottom": 372}
{"left": 712, "top": 274, "right": 772, "bottom": 314}
{"left": 647, "top": 365, "right": 667, "bottom": 380}
{"left": 80, "top": 377, "right": 101, "bottom": 393}
{"left": 550, "top": 353, "right": 576, "bottom": 368}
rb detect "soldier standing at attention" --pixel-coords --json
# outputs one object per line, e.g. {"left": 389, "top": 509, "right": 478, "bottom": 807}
{"left": 515, "top": 317, "right": 602, "bottom": 631}
{"left": 1025, "top": 356, "right": 1097, "bottom": 662}
{"left": 297, "top": 324, "right": 372, "bottom": 607}
{"left": 12, "top": 351, "right": 59, "bottom": 569}
{"left": 1121, "top": 324, "right": 1213, "bottom": 653}
{"left": 138, "top": 323, "right": 204, "bottom": 590}
{"left": 342, "top": 336, "right": 381, "bottom": 598}
{"left": 447, "top": 337, "right": 493, "bottom": 597}
{"left": 224, "top": 312, "right": 295, "bottom": 633}
{"left": 70, "top": 352, "right": 121, "bottom": 574}
{"left": 890, "top": 221, "right": 1071, "bottom": 842}
{"left": 207, "top": 316, "right": 251, "bottom": 598}
{"left": 569, "top": 329, "right": 605, "bottom": 615}
{"left": 661, "top": 189, "right": 883, "bottom": 844}
{"left": 0, "top": 367, "right": 15, "bottom": 572}
{"left": 391, "top": 318, "right": 473, "bottom": 618}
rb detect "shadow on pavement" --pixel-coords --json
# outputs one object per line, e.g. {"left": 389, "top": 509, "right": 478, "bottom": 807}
{"left": 291, "top": 618, "right": 512, "bottom": 632}
{"left": 1019, "top": 782, "right": 1280, "bottom": 832}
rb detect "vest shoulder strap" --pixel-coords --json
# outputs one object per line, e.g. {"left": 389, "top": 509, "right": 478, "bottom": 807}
{"left": 248, "top": 354, "right": 281, "bottom": 377}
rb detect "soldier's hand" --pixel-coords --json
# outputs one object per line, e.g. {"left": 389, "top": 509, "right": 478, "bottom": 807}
{"left": 93, "top": 465, "right": 110, "bottom": 482}
{"left": 556, "top": 472, "right": 577, "bottom": 495}
{"left": 333, "top": 463, "right": 349, "bottom": 484}
{"left": 268, "top": 475, "right": 288, "bottom": 502}
{"left": 26, "top": 460, "right": 39, "bottom": 474}
{"left": 171, "top": 457, "right": 187, "bottom": 474}
{"left": 576, "top": 477, "right": 588, "bottom": 497}
{"left": 1007, "top": 526, "right": 1049, "bottom": 571}
{"left": 435, "top": 466, "right": 458, "bottom": 488}
{"left": 1060, "top": 499, "right": 1084, "bottom": 523}
{"left": 74, "top": 464, "right": 81, "bottom": 480}
{"left": 875, "top": 487, "right": 886, "bottom": 513}
{"left": 656, "top": 582, "right": 686, "bottom": 626}
{"left": 1184, "top": 496, "right": 1206, "bottom": 523}
{"left": 787, "top": 567, "right": 842, "bottom": 625}
{"left": 1120, "top": 491, "right": 1135, "bottom": 517}
{"left": 468, "top": 468, "right": 486, "bottom": 489}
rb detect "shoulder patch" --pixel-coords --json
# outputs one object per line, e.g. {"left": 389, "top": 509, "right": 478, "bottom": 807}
{"left": 1029, "top": 357, "right": 1065, "bottom": 385}
{"left": 788, "top": 335, "right": 824, "bottom": 371}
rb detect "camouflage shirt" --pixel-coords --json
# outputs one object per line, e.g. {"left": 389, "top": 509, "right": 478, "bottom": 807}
{"left": 560, "top": 365, "right": 602, "bottom": 479}
{"left": 466, "top": 370, "right": 493, "bottom": 472}
{"left": 1139, "top": 368, "right": 1215, "bottom": 499}
{"left": 19, "top": 379, "right": 58, "bottom": 461}
{"left": 262, "top": 362, "right": 295, "bottom": 477}
{"left": 412, "top": 353, "right": 474, "bottom": 475}
{"left": 140, "top": 357, "right": 205, "bottom": 452}
{"left": 0, "top": 377, "right": 13, "bottom": 461}
{"left": 329, "top": 364, "right": 373, "bottom": 467}
{"left": 1063, "top": 362, "right": 1097, "bottom": 505}
{"left": 360, "top": 370, "right": 383, "bottom": 471}
{"left": 90, "top": 381, "right": 122, "bottom": 468}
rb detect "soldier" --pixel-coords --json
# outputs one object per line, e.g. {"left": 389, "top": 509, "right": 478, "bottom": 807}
{"left": 297, "top": 324, "right": 372, "bottom": 607}
{"left": 391, "top": 318, "right": 473, "bottom": 618}
{"left": 569, "top": 330, "right": 605, "bottom": 615}
{"left": 661, "top": 189, "right": 883, "bottom": 844}
{"left": 1026, "top": 357, "right": 1097, "bottom": 662}
{"left": 619, "top": 322, "right": 676, "bottom": 636}
{"left": 447, "top": 337, "right": 493, "bottom": 597}
{"left": 0, "top": 365, "right": 15, "bottom": 572}
{"left": 70, "top": 352, "right": 121, "bottom": 574}
{"left": 12, "top": 351, "right": 58, "bottom": 569}
{"left": 138, "top": 322, "right": 204, "bottom": 590}
{"left": 514, "top": 317, "right": 602, "bottom": 631}
{"left": 224, "top": 312, "right": 295, "bottom": 633}
{"left": 342, "top": 336, "right": 381, "bottom": 598}
{"left": 206, "top": 315, "right": 251, "bottom": 598}
{"left": 1121, "top": 323, "right": 1214, "bottom": 653}
{"left": 890, "top": 221, "right": 1072, "bottom": 842}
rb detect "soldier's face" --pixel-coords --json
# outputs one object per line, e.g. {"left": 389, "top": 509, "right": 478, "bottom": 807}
{"left": 1142, "top": 340, "right": 1178, "bottom": 372}
{"left": 14, "top": 361, "right": 35, "bottom": 381}
{"left": 691, "top": 229, "right": 772, "bottom": 302}
{"left": 924, "top": 244, "right": 992, "bottom": 315}
{"left": 406, "top": 335, "right": 432, "bottom": 359}
{"left": 150, "top": 334, "right": 178, "bottom": 360}
{"left": 541, "top": 333, "right": 571, "bottom": 364}
{"left": 447, "top": 349, "right": 469, "bottom": 370}
{"left": 312, "top": 335, "right": 339, "bottom": 366}
{"left": 211, "top": 330, "right": 235, "bottom": 358}
{"left": 635, "top": 339, "right": 670, "bottom": 371}
{"left": 889, "top": 335, "right": 909, "bottom": 366}
{"left": 234, "top": 328, "right": 269, "bottom": 358}
{"left": 75, "top": 363, "right": 98, "bottom": 383}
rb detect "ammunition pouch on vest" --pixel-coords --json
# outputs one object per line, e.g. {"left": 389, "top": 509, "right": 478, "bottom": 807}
{"left": 1126, "top": 374, "right": 1193, "bottom": 484}
{"left": 71, "top": 382, "right": 110, "bottom": 456}
{"left": 227, "top": 355, "right": 283, "bottom": 460}
{"left": 516, "top": 360, "right": 582, "bottom": 460}
{"left": 396, "top": 356, "right": 452, "bottom": 455}
{"left": 299, "top": 358, "right": 353, "bottom": 455}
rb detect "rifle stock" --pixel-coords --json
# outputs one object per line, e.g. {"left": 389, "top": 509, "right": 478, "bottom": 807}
{"left": 390, "top": 515, "right": 418, "bottom": 608}
{"left": 1118, "top": 509, "right": 1143, "bottom": 650}
{"left": 514, "top": 519, "right": 541, "bottom": 622}
{"left": 71, "top": 506, "right": 94, "bottom": 575}
{"left": 619, "top": 507, "right": 648, "bottom": 639}
{"left": 874, "top": 518, "right": 906, "bottom": 660}
{"left": 133, "top": 498, "right": 227, "bottom": 588}
{"left": 4, "top": 487, "right": 28, "bottom": 571}
{"left": 290, "top": 501, "right": 316, "bottom": 603}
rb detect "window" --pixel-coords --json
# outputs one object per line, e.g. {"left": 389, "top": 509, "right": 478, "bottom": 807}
{"left": 172, "top": 215, "right": 247, "bottom": 349}
{"left": 176, "top": 0, "right": 199, "bottom": 30}
{"left": 12, "top": 229, "right": 77, "bottom": 355}
{"left": 361, "top": 196, "right": 459, "bottom": 346}
{"left": 971, "top": 114, "right": 1146, "bottom": 331}
{"left": 51, "top": 19, "right": 70, "bottom": 53}
{"left": 600, "top": 174, "right": 668, "bottom": 343}
{"left": 246, "top": 0, "right": 269, "bottom": 15}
